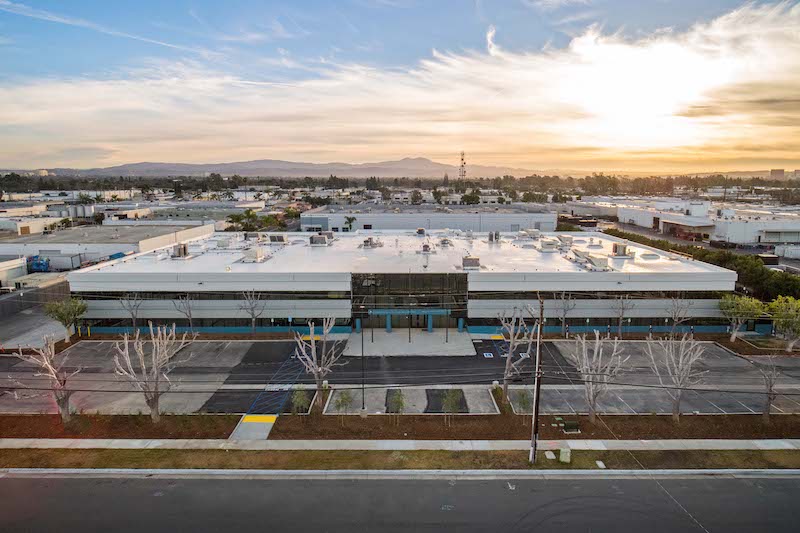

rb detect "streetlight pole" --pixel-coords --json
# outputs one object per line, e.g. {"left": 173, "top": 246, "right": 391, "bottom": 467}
{"left": 529, "top": 293, "right": 544, "bottom": 464}
{"left": 361, "top": 316, "right": 367, "bottom": 417}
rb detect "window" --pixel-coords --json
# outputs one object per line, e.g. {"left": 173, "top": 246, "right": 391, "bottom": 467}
{"left": 363, "top": 224, "right": 373, "bottom": 230}
{"left": 332, "top": 227, "right": 339, "bottom": 232}
{"left": 342, "top": 227, "right": 349, "bottom": 232}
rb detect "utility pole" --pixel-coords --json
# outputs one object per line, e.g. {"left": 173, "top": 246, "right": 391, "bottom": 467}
{"left": 529, "top": 292, "right": 544, "bottom": 464}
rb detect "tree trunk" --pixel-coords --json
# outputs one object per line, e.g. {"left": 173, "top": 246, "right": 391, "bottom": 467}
{"left": 672, "top": 391, "right": 682, "bottom": 423}
{"left": 787, "top": 338, "right": 798, "bottom": 352}
{"left": 56, "top": 391, "right": 71, "bottom": 424}
{"left": 251, "top": 317, "right": 256, "bottom": 335}
{"left": 729, "top": 324, "right": 739, "bottom": 342}
{"left": 315, "top": 376, "right": 324, "bottom": 409}
{"left": 588, "top": 408, "right": 597, "bottom": 425}
{"left": 64, "top": 325, "right": 72, "bottom": 344}
{"left": 147, "top": 395, "right": 161, "bottom": 423}
{"left": 763, "top": 392, "right": 774, "bottom": 424}
{"left": 618, "top": 319, "right": 623, "bottom": 339}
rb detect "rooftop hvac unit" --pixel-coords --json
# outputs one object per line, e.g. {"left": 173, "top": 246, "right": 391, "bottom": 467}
{"left": 171, "top": 243, "right": 191, "bottom": 260}
{"left": 320, "top": 231, "right": 335, "bottom": 241}
{"left": 488, "top": 231, "right": 494, "bottom": 242}
{"left": 269, "top": 235, "right": 287, "bottom": 245}
{"left": 526, "top": 228, "right": 541, "bottom": 239}
{"left": 310, "top": 235, "right": 329, "bottom": 246}
{"left": 421, "top": 243, "right": 432, "bottom": 254}
{"left": 439, "top": 238, "right": 453, "bottom": 247}
{"left": 416, "top": 228, "right": 426, "bottom": 236}
{"left": 612, "top": 243, "right": 629, "bottom": 256}
{"left": 217, "top": 238, "right": 231, "bottom": 248}
{"left": 539, "top": 240, "right": 558, "bottom": 252}
{"left": 462, "top": 256, "right": 480, "bottom": 270}
{"left": 557, "top": 234, "right": 573, "bottom": 246}
{"left": 362, "top": 237, "right": 383, "bottom": 249}
{"left": 242, "top": 247, "right": 266, "bottom": 263}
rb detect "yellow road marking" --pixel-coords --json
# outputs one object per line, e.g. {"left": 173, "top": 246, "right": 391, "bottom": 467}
{"left": 242, "top": 415, "right": 277, "bottom": 423}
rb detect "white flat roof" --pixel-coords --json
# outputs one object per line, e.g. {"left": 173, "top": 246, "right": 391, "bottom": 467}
{"left": 68, "top": 230, "right": 737, "bottom": 294}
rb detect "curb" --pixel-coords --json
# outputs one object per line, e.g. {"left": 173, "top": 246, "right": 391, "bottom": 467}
{"left": 3, "top": 468, "right": 800, "bottom": 480}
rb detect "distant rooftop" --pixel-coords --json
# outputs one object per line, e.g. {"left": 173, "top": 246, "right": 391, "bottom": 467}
{"left": 307, "top": 203, "right": 552, "bottom": 215}
{"left": 0, "top": 224, "right": 202, "bottom": 244}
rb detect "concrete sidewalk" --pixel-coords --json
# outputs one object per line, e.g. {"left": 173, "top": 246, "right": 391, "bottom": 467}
{"left": 2, "top": 438, "right": 799, "bottom": 451}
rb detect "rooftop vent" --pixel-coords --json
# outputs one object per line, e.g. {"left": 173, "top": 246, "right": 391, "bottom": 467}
{"left": 462, "top": 256, "right": 480, "bottom": 270}
{"left": 416, "top": 228, "right": 426, "bottom": 236}
{"left": 269, "top": 235, "right": 288, "bottom": 245}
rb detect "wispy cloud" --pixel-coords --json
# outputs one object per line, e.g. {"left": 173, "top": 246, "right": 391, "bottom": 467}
{"left": 0, "top": 0, "right": 213, "bottom": 56}
{"left": 523, "top": 0, "right": 591, "bottom": 11}
{"left": 1, "top": 2, "right": 799, "bottom": 172}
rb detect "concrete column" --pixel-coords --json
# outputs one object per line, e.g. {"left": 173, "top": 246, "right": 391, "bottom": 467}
{"left": 386, "top": 314, "right": 392, "bottom": 333}
{"left": 355, "top": 318, "right": 362, "bottom": 334}
{"left": 457, "top": 318, "right": 464, "bottom": 332}
{"left": 427, "top": 314, "right": 433, "bottom": 332}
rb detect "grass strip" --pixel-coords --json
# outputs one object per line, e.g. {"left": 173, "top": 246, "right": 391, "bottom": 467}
{"left": 2, "top": 449, "right": 800, "bottom": 470}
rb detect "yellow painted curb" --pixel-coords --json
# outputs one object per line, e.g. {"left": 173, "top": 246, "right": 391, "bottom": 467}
{"left": 242, "top": 415, "right": 277, "bottom": 423}
{"left": 490, "top": 335, "right": 505, "bottom": 340}
{"left": 301, "top": 335, "right": 322, "bottom": 341}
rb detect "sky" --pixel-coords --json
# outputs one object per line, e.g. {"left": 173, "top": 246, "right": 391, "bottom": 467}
{"left": 0, "top": 0, "right": 799, "bottom": 174}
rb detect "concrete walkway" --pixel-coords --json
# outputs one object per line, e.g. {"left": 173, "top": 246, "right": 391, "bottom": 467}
{"left": 2, "top": 438, "right": 799, "bottom": 451}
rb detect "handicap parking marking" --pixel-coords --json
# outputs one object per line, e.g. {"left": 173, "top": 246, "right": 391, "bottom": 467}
{"left": 483, "top": 352, "right": 494, "bottom": 358}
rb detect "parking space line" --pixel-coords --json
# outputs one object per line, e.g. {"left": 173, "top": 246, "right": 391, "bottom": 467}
{"left": 613, "top": 391, "right": 639, "bottom": 415}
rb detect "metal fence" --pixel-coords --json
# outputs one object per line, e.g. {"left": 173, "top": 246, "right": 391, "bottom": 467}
{"left": 0, "top": 281, "right": 70, "bottom": 320}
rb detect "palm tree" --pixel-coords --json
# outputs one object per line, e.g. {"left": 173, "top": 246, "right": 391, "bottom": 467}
{"left": 344, "top": 216, "right": 357, "bottom": 232}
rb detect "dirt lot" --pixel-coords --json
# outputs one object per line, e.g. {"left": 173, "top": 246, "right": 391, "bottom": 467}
{"left": 0, "top": 414, "right": 240, "bottom": 439}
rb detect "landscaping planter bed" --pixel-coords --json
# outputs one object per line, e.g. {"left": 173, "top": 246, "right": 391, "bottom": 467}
{"left": 0, "top": 414, "right": 240, "bottom": 439}
{"left": 270, "top": 412, "right": 800, "bottom": 440}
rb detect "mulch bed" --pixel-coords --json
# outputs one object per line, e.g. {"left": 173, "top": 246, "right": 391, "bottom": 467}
{"left": 270, "top": 392, "right": 800, "bottom": 440}
{"left": 0, "top": 414, "right": 240, "bottom": 439}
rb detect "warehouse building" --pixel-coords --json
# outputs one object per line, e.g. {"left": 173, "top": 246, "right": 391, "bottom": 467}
{"left": 300, "top": 204, "right": 557, "bottom": 233}
{"left": 68, "top": 229, "right": 741, "bottom": 335}
{"left": 0, "top": 224, "right": 214, "bottom": 266}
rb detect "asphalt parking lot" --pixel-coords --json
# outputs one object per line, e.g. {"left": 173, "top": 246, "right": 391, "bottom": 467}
{"left": 2, "top": 338, "right": 800, "bottom": 415}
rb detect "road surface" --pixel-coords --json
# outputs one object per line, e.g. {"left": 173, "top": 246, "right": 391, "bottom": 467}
{"left": 1, "top": 474, "right": 799, "bottom": 532}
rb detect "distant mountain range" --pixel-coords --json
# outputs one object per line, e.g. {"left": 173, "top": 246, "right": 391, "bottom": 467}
{"left": 3, "top": 157, "right": 789, "bottom": 179}
{"left": 40, "top": 157, "right": 544, "bottom": 179}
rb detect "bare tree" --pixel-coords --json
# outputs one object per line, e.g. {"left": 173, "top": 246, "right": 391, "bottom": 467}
{"left": 668, "top": 297, "right": 693, "bottom": 336}
{"left": 120, "top": 293, "right": 143, "bottom": 330}
{"left": 112, "top": 322, "right": 196, "bottom": 423}
{"left": 172, "top": 294, "right": 194, "bottom": 331}
{"left": 755, "top": 356, "right": 781, "bottom": 423}
{"left": 239, "top": 290, "right": 266, "bottom": 334}
{"left": 573, "top": 331, "right": 627, "bottom": 424}
{"left": 555, "top": 291, "right": 576, "bottom": 338}
{"left": 645, "top": 334, "right": 706, "bottom": 422}
{"left": 14, "top": 337, "right": 80, "bottom": 423}
{"left": 611, "top": 296, "right": 634, "bottom": 338}
{"left": 498, "top": 306, "right": 537, "bottom": 402}
{"left": 293, "top": 318, "right": 346, "bottom": 408}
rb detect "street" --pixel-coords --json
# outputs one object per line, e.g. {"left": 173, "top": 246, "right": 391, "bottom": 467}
{"left": 1, "top": 474, "right": 799, "bottom": 532}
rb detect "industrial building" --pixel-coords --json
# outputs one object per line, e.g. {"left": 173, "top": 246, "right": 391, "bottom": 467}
{"left": 0, "top": 224, "right": 214, "bottom": 268}
{"left": 300, "top": 204, "right": 557, "bottom": 233}
{"left": 68, "top": 229, "right": 741, "bottom": 335}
